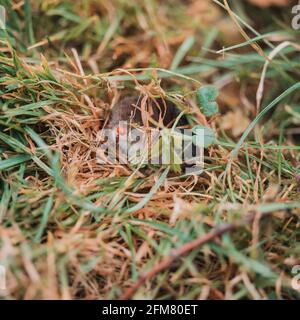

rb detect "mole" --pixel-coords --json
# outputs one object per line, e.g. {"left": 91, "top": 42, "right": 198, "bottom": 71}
{"left": 103, "top": 96, "right": 192, "bottom": 167}
{"left": 107, "top": 96, "right": 187, "bottom": 134}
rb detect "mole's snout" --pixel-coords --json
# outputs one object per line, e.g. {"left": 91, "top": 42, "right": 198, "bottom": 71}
{"left": 115, "top": 123, "right": 127, "bottom": 137}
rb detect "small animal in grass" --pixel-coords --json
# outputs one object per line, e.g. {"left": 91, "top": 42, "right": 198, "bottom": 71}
{"left": 104, "top": 96, "right": 190, "bottom": 166}
{"left": 107, "top": 96, "right": 187, "bottom": 135}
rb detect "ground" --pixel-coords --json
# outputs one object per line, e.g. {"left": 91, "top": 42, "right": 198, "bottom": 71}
{"left": 0, "top": 0, "right": 299, "bottom": 300}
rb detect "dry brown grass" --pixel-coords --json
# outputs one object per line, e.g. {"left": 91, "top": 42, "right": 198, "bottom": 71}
{"left": 0, "top": 0, "right": 299, "bottom": 300}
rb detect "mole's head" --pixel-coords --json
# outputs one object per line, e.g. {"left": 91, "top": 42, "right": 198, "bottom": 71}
{"left": 108, "top": 96, "right": 142, "bottom": 135}
{"left": 104, "top": 96, "right": 189, "bottom": 163}
{"left": 107, "top": 96, "right": 187, "bottom": 138}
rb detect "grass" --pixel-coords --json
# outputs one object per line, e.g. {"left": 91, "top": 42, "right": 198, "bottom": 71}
{"left": 0, "top": 0, "right": 300, "bottom": 300}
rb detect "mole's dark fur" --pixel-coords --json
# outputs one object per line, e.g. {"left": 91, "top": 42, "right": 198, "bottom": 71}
{"left": 108, "top": 96, "right": 187, "bottom": 129}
